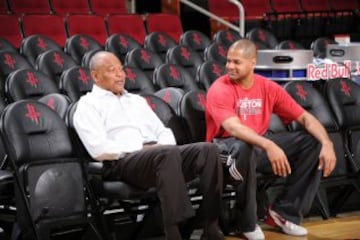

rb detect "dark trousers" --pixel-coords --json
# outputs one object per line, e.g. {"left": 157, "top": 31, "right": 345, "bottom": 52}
{"left": 215, "top": 131, "right": 322, "bottom": 232}
{"left": 104, "top": 142, "right": 223, "bottom": 228}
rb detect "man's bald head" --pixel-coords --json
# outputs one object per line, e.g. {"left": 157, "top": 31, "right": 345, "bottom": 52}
{"left": 88, "top": 51, "right": 126, "bottom": 95}
{"left": 228, "top": 39, "right": 257, "bottom": 59}
{"left": 89, "top": 51, "right": 118, "bottom": 72}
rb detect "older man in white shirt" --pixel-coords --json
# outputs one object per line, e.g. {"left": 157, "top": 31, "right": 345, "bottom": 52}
{"left": 73, "top": 51, "right": 224, "bottom": 240}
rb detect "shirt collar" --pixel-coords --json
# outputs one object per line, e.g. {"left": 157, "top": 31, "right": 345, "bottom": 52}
{"left": 92, "top": 85, "right": 129, "bottom": 97}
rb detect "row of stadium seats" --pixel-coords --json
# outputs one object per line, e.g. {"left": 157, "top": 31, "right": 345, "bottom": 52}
{"left": 209, "top": 0, "right": 359, "bottom": 20}
{"left": 1, "top": 76, "right": 360, "bottom": 239}
{"left": 209, "top": 0, "right": 359, "bottom": 46}
{"left": 0, "top": 13, "right": 183, "bottom": 48}
{"left": 0, "top": 0, "right": 127, "bottom": 16}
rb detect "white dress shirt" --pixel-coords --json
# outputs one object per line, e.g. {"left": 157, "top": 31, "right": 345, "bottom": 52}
{"left": 73, "top": 85, "right": 176, "bottom": 161}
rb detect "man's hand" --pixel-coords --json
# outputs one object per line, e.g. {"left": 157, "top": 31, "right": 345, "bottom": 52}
{"left": 318, "top": 141, "right": 336, "bottom": 177}
{"left": 265, "top": 141, "right": 292, "bottom": 177}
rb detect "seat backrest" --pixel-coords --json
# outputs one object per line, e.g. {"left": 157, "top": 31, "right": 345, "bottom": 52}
{"left": 179, "top": 89, "right": 207, "bottom": 142}
{"left": 153, "top": 63, "right": 198, "bottom": 92}
{"left": 330, "top": 0, "right": 359, "bottom": 11}
{"left": 240, "top": 0, "right": 273, "bottom": 20}
{"left": 124, "top": 47, "right": 163, "bottom": 83}
{"left": 203, "top": 42, "right": 228, "bottom": 66}
{"left": 21, "top": 14, "right": 67, "bottom": 48}
{"left": 81, "top": 48, "right": 101, "bottom": 68}
{"left": 6, "top": 68, "right": 59, "bottom": 102}
{"left": 0, "top": 100, "right": 87, "bottom": 238}
{"left": 246, "top": 28, "right": 278, "bottom": 49}
{"left": 106, "top": 14, "right": 146, "bottom": 46}
{"left": 20, "top": 34, "right": 62, "bottom": 67}
{"left": 310, "top": 37, "right": 337, "bottom": 58}
{"left": 144, "top": 32, "right": 177, "bottom": 62}
{"left": 284, "top": 81, "right": 338, "bottom": 131}
{"left": 326, "top": 78, "right": 360, "bottom": 172}
{"left": 325, "top": 78, "right": 360, "bottom": 129}
{"left": 271, "top": 0, "right": 303, "bottom": 13}
{"left": 0, "top": 0, "right": 9, "bottom": 14}
{"left": 166, "top": 45, "right": 203, "bottom": 78}
{"left": 90, "top": 0, "right": 127, "bottom": 15}
{"left": 141, "top": 93, "right": 189, "bottom": 145}
{"left": 301, "top": 0, "right": 331, "bottom": 12}
{"left": 179, "top": 30, "right": 211, "bottom": 60}
{"left": 207, "top": 0, "right": 238, "bottom": 18}
{"left": 64, "top": 34, "right": 103, "bottom": 65}
{"left": 0, "top": 51, "right": 33, "bottom": 103}
{"left": 105, "top": 34, "right": 141, "bottom": 63}
{"left": 196, "top": 60, "right": 226, "bottom": 90}
{"left": 0, "top": 50, "right": 32, "bottom": 83}
{"left": 36, "top": 49, "right": 78, "bottom": 84}
{"left": 9, "top": 0, "right": 51, "bottom": 15}
{"left": 38, "top": 93, "right": 71, "bottom": 120}
{"left": 123, "top": 66, "right": 155, "bottom": 94}
{"left": 285, "top": 80, "right": 349, "bottom": 177}
{"left": 50, "top": 0, "right": 92, "bottom": 16}
{"left": 146, "top": 13, "right": 183, "bottom": 44}
{"left": 66, "top": 14, "right": 107, "bottom": 46}
{"left": 213, "top": 29, "right": 242, "bottom": 48}
{"left": 268, "top": 113, "right": 288, "bottom": 134}
{"left": 59, "top": 66, "right": 93, "bottom": 102}
{"left": 276, "top": 40, "right": 305, "bottom": 50}
{"left": 0, "top": 15, "right": 22, "bottom": 49}
{"left": 0, "top": 37, "right": 18, "bottom": 53}
{"left": 154, "top": 87, "right": 185, "bottom": 115}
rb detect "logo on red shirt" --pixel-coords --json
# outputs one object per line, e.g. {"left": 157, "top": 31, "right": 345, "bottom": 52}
{"left": 237, "top": 98, "right": 262, "bottom": 121}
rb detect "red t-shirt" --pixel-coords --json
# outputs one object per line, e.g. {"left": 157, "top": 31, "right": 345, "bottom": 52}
{"left": 206, "top": 74, "right": 304, "bottom": 141}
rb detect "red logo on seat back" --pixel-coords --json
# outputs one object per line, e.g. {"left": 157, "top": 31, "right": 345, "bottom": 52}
{"left": 53, "top": 52, "right": 64, "bottom": 67}
{"left": 25, "top": 103, "right": 41, "bottom": 124}
{"left": 226, "top": 32, "right": 235, "bottom": 42}
{"left": 217, "top": 45, "right": 227, "bottom": 57}
{"left": 197, "top": 93, "right": 206, "bottom": 109}
{"left": 119, "top": 36, "right": 129, "bottom": 47}
{"left": 289, "top": 42, "right": 296, "bottom": 49}
{"left": 125, "top": 68, "right": 136, "bottom": 82}
{"left": 145, "top": 97, "right": 156, "bottom": 110}
{"left": 162, "top": 91, "right": 171, "bottom": 103}
{"left": 140, "top": 49, "right": 151, "bottom": 63}
{"left": 158, "top": 34, "right": 167, "bottom": 47}
{"left": 180, "top": 47, "right": 190, "bottom": 60}
{"left": 37, "top": 37, "right": 48, "bottom": 51}
{"left": 212, "top": 63, "right": 223, "bottom": 77}
{"left": 169, "top": 65, "right": 180, "bottom": 80}
{"left": 296, "top": 84, "right": 307, "bottom": 100}
{"left": 80, "top": 37, "right": 89, "bottom": 50}
{"left": 26, "top": 71, "right": 39, "bottom": 87}
{"left": 78, "top": 68, "right": 90, "bottom": 84}
{"left": 192, "top": 33, "right": 201, "bottom": 45}
{"left": 47, "top": 97, "right": 55, "bottom": 110}
{"left": 340, "top": 80, "right": 351, "bottom": 96}
{"left": 4, "top": 53, "right": 16, "bottom": 69}
{"left": 258, "top": 30, "right": 267, "bottom": 42}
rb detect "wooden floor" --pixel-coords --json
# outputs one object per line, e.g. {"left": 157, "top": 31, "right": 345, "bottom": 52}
{"left": 224, "top": 212, "right": 360, "bottom": 240}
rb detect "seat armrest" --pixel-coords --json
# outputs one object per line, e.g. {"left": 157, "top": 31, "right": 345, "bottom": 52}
{"left": 88, "top": 161, "right": 103, "bottom": 175}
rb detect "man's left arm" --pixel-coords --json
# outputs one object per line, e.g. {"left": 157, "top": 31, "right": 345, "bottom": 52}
{"left": 297, "top": 111, "right": 337, "bottom": 177}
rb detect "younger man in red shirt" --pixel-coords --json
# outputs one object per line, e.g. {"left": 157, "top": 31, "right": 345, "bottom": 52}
{"left": 206, "top": 39, "right": 336, "bottom": 239}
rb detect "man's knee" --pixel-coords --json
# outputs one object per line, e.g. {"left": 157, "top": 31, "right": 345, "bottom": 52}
{"left": 155, "top": 145, "right": 182, "bottom": 166}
